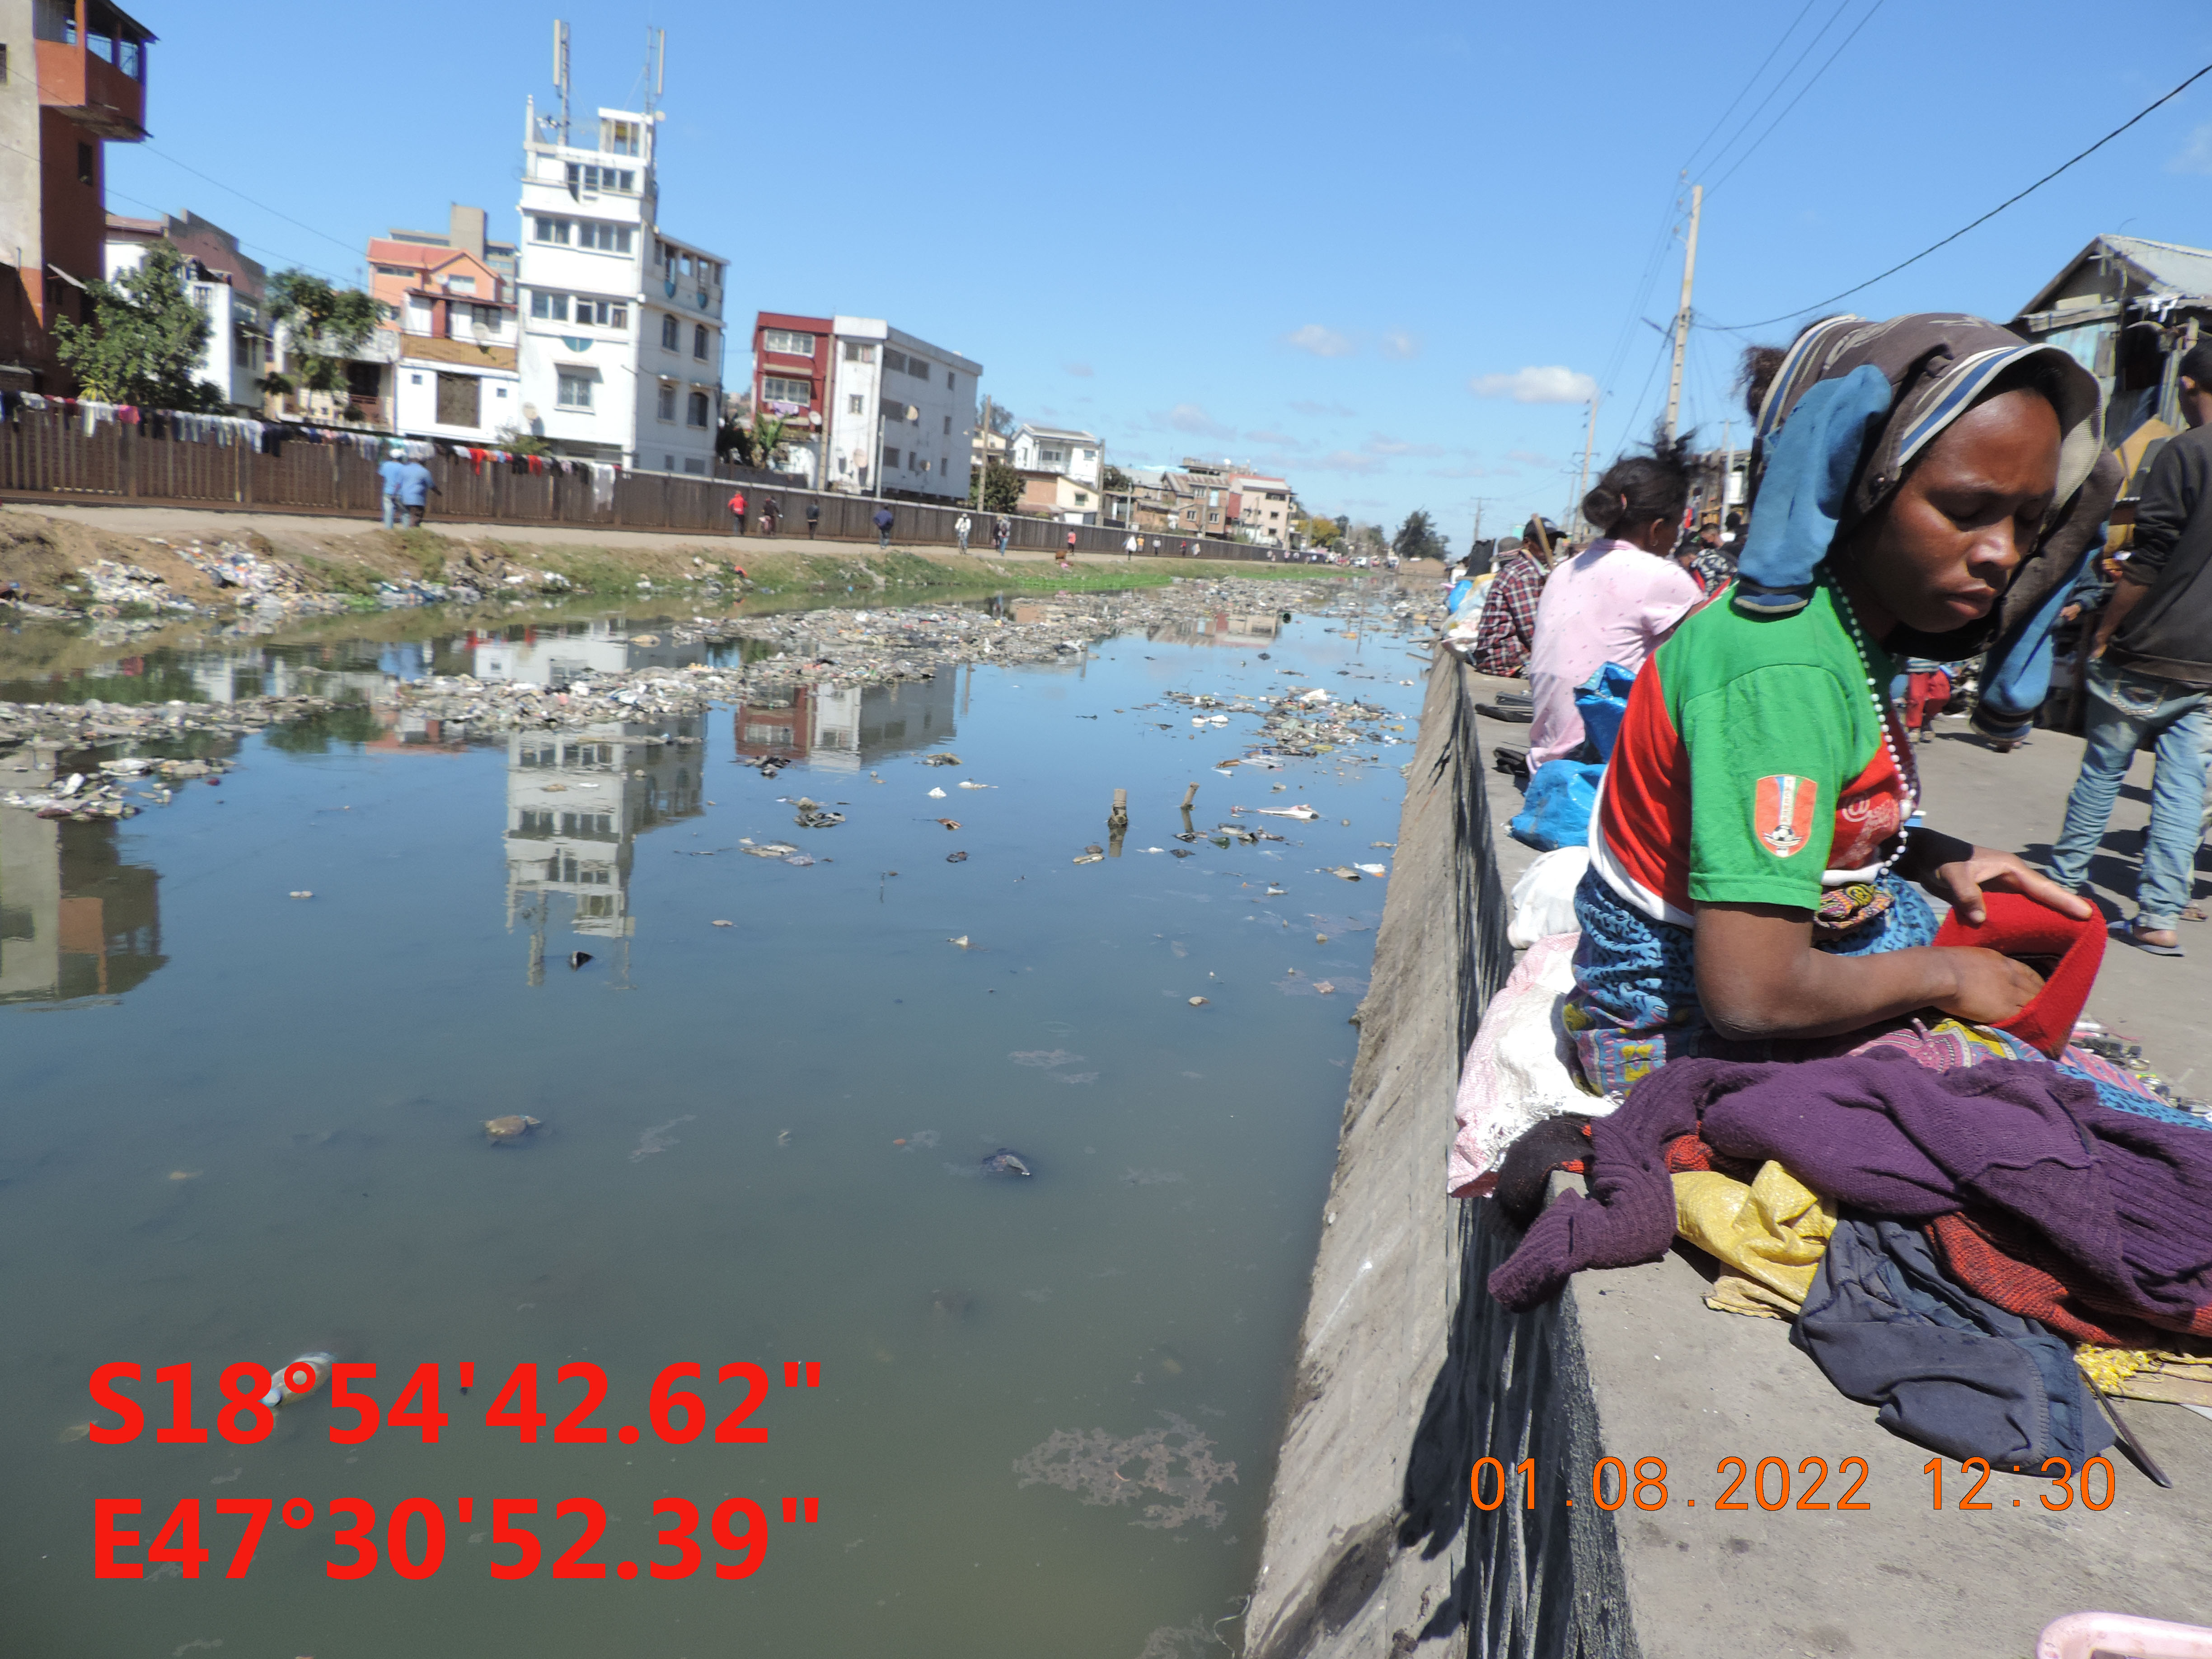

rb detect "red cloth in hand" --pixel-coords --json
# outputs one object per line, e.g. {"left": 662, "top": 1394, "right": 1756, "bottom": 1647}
{"left": 1931, "top": 890, "right": 2103, "bottom": 1058}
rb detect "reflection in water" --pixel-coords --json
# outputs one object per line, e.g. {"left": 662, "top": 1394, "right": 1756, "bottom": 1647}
{"left": 734, "top": 675, "right": 959, "bottom": 771}
{"left": 504, "top": 719, "right": 704, "bottom": 984}
{"left": 468, "top": 616, "right": 707, "bottom": 686}
{"left": 1145, "top": 610, "right": 1285, "bottom": 648}
{"left": 0, "top": 813, "right": 164, "bottom": 1004}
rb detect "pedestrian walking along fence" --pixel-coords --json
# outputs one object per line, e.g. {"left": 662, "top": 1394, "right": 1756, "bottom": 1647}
{"left": 0, "top": 409, "right": 1300, "bottom": 563}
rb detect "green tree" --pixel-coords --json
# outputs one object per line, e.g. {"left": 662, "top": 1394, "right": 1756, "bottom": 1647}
{"left": 1391, "top": 509, "right": 1446, "bottom": 562}
{"left": 51, "top": 242, "right": 219, "bottom": 409}
{"left": 970, "top": 458, "right": 1022, "bottom": 512}
{"left": 260, "top": 270, "right": 378, "bottom": 403}
{"left": 718, "top": 413, "right": 790, "bottom": 471}
{"left": 1102, "top": 463, "right": 1134, "bottom": 492}
{"left": 1303, "top": 516, "right": 1341, "bottom": 547}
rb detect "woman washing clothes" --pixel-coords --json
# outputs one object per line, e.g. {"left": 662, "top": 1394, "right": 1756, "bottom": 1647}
{"left": 1523, "top": 445, "right": 1705, "bottom": 768}
{"left": 1569, "top": 313, "right": 2119, "bottom": 1096}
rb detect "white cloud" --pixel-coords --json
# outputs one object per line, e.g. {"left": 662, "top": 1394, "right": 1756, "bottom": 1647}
{"left": 1246, "top": 428, "right": 1306, "bottom": 449}
{"left": 1289, "top": 399, "right": 1354, "bottom": 418}
{"left": 1063, "top": 361, "right": 1094, "bottom": 377}
{"left": 1468, "top": 366, "right": 1598, "bottom": 404}
{"left": 1365, "top": 433, "right": 1444, "bottom": 458}
{"left": 2171, "top": 123, "right": 2212, "bottom": 175}
{"left": 1155, "top": 402, "right": 1233, "bottom": 438}
{"left": 1284, "top": 323, "right": 1354, "bottom": 358}
{"left": 1306, "top": 449, "right": 1387, "bottom": 474}
{"left": 1506, "top": 448, "right": 1558, "bottom": 467}
{"left": 1380, "top": 330, "right": 1421, "bottom": 361}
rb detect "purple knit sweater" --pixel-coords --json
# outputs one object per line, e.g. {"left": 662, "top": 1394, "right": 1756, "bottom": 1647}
{"left": 1486, "top": 1051, "right": 2212, "bottom": 1319}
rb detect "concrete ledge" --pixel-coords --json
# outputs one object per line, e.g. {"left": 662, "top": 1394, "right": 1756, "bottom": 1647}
{"left": 1252, "top": 656, "right": 2212, "bottom": 1658}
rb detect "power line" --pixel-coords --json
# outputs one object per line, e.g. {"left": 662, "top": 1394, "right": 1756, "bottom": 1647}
{"left": 1677, "top": 0, "right": 1820, "bottom": 176}
{"left": 135, "top": 143, "right": 363, "bottom": 259}
{"left": 1696, "top": 0, "right": 1854, "bottom": 187}
{"left": 1709, "top": 58, "right": 2212, "bottom": 333}
{"left": 1708, "top": 0, "right": 1887, "bottom": 195}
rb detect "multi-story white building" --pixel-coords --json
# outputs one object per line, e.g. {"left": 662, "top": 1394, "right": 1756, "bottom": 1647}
{"left": 103, "top": 211, "right": 267, "bottom": 409}
{"left": 1009, "top": 423, "right": 1105, "bottom": 524}
{"left": 515, "top": 98, "right": 726, "bottom": 474}
{"left": 753, "top": 312, "right": 979, "bottom": 500}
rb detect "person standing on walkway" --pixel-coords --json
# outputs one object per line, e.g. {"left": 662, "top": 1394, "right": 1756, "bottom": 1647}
{"left": 761, "top": 497, "right": 781, "bottom": 537}
{"left": 1062, "top": 529, "right": 1078, "bottom": 570}
{"left": 729, "top": 488, "right": 748, "bottom": 535}
{"left": 873, "top": 505, "right": 895, "bottom": 548}
{"left": 994, "top": 514, "right": 1012, "bottom": 553}
{"left": 1469, "top": 516, "right": 1560, "bottom": 678}
{"left": 805, "top": 499, "right": 820, "bottom": 539}
{"left": 956, "top": 511, "right": 973, "bottom": 552}
{"left": 1125, "top": 532, "right": 1139, "bottom": 561}
{"left": 394, "top": 455, "right": 437, "bottom": 529}
{"left": 378, "top": 445, "right": 407, "bottom": 530}
{"left": 2047, "top": 342, "right": 2212, "bottom": 956}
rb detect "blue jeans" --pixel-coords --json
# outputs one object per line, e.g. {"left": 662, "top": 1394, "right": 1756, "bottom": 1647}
{"left": 2048, "top": 658, "right": 2212, "bottom": 928}
{"left": 381, "top": 494, "right": 397, "bottom": 529}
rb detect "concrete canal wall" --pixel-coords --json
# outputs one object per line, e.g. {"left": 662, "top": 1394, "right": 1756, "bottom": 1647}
{"left": 1247, "top": 657, "right": 2212, "bottom": 1659}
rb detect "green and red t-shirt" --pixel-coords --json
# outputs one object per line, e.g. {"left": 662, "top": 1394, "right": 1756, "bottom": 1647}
{"left": 1590, "top": 579, "right": 1913, "bottom": 926}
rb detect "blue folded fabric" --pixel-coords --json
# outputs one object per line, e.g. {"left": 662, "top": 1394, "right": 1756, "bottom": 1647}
{"left": 1734, "top": 366, "right": 1894, "bottom": 617}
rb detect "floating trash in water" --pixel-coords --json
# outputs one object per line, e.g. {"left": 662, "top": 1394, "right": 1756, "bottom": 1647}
{"left": 795, "top": 808, "right": 845, "bottom": 829}
{"left": 1188, "top": 996, "right": 1209, "bottom": 1007}
{"left": 928, "top": 787, "right": 947, "bottom": 798}
{"left": 1256, "top": 804, "right": 1319, "bottom": 820}
{"left": 1312, "top": 980, "right": 1336, "bottom": 995}
{"left": 936, "top": 818, "right": 962, "bottom": 831}
{"left": 980, "top": 1148, "right": 1033, "bottom": 1177}
{"left": 1010, "top": 1050, "right": 1083, "bottom": 1068}
{"left": 784, "top": 853, "right": 816, "bottom": 867}
{"left": 946, "top": 851, "right": 968, "bottom": 863}
{"left": 569, "top": 951, "right": 592, "bottom": 970}
{"left": 741, "top": 841, "right": 801, "bottom": 858}
{"left": 258, "top": 1352, "right": 336, "bottom": 1409}
{"left": 948, "top": 935, "right": 973, "bottom": 949}
{"left": 1012, "top": 1411, "right": 1237, "bottom": 1529}
{"left": 485, "top": 1114, "right": 540, "bottom": 1144}
{"left": 1325, "top": 867, "right": 1363, "bottom": 881}
{"left": 711, "top": 919, "right": 734, "bottom": 927}
{"left": 957, "top": 780, "right": 994, "bottom": 790}
{"left": 921, "top": 752, "right": 961, "bottom": 767}
{"left": 1354, "top": 863, "right": 1388, "bottom": 876}
{"left": 629, "top": 1115, "right": 695, "bottom": 1162}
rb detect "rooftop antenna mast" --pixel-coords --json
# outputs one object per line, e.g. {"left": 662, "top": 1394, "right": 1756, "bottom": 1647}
{"left": 643, "top": 26, "right": 665, "bottom": 120}
{"left": 551, "top": 19, "right": 572, "bottom": 145}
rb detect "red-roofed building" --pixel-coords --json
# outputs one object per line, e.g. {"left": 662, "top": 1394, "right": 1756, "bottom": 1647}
{"left": 366, "top": 205, "right": 520, "bottom": 442}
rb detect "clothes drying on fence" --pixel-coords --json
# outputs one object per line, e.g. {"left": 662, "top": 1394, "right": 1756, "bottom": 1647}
{"left": 588, "top": 463, "right": 619, "bottom": 508}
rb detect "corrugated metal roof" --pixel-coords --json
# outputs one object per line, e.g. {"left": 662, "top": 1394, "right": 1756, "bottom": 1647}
{"left": 2103, "top": 235, "right": 2212, "bottom": 301}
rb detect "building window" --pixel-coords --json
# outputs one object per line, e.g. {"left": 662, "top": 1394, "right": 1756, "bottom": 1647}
{"left": 907, "top": 355, "right": 932, "bottom": 380}
{"left": 529, "top": 291, "right": 569, "bottom": 321}
{"left": 1075, "top": 492, "right": 1088, "bottom": 506}
{"left": 762, "top": 328, "right": 815, "bottom": 357}
{"left": 942, "top": 415, "right": 951, "bottom": 435}
{"left": 576, "top": 221, "right": 632, "bottom": 253}
{"left": 657, "top": 383, "right": 676, "bottom": 422}
{"left": 686, "top": 391, "right": 710, "bottom": 427}
{"left": 556, "top": 370, "right": 594, "bottom": 410}
{"left": 0, "top": 44, "right": 8, "bottom": 83}
{"left": 1081, "top": 448, "right": 1096, "bottom": 460}
{"left": 848, "top": 394, "right": 862, "bottom": 414}
{"left": 77, "top": 143, "right": 94, "bottom": 186}
{"left": 762, "top": 376, "right": 811, "bottom": 403}
{"left": 532, "top": 216, "right": 572, "bottom": 245}
{"left": 565, "top": 163, "right": 636, "bottom": 194}
{"left": 684, "top": 458, "right": 706, "bottom": 475}
{"left": 693, "top": 323, "right": 709, "bottom": 359}
{"left": 601, "top": 118, "right": 642, "bottom": 155}
{"left": 946, "top": 370, "right": 954, "bottom": 389}
{"left": 883, "top": 446, "right": 901, "bottom": 469}
{"left": 1041, "top": 447, "right": 1064, "bottom": 465}
{"left": 884, "top": 347, "right": 907, "bottom": 375}
{"left": 660, "top": 314, "right": 679, "bottom": 350}
{"left": 436, "top": 372, "right": 481, "bottom": 427}
{"left": 444, "top": 274, "right": 477, "bottom": 294}
{"left": 573, "top": 297, "right": 626, "bottom": 328}
{"left": 842, "top": 341, "right": 874, "bottom": 363}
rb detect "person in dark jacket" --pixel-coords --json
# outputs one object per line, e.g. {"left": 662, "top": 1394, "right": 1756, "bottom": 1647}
{"left": 873, "top": 505, "right": 894, "bottom": 548}
{"left": 804, "top": 500, "right": 820, "bottom": 539}
{"left": 2048, "top": 342, "right": 2212, "bottom": 956}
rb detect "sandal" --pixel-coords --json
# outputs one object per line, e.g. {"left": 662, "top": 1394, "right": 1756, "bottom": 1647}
{"left": 2110, "top": 919, "right": 2186, "bottom": 958}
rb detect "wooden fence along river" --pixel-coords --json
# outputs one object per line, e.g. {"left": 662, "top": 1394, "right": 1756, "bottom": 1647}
{"left": 0, "top": 409, "right": 1288, "bottom": 562}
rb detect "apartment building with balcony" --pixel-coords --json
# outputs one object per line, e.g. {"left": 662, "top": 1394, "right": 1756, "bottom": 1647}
{"left": 1, "top": 0, "right": 154, "bottom": 391}
{"left": 516, "top": 98, "right": 725, "bottom": 473}
{"left": 751, "top": 309, "right": 979, "bottom": 499}
{"left": 368, "top": 205, "right": 520, "bottom": 444}
{"left": 103, "top": 209, "right": 266, "bottom": 408}
{"left": 1010, "top": 423, "right": 1104, "bottom": 525}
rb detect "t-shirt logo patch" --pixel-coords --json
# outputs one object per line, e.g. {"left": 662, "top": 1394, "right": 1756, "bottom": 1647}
{"left": 1754, "top": 775, "right": 1818, "bottom": 857}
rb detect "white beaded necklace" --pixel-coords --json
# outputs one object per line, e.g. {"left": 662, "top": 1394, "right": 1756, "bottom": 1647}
{"left": 1826, "top": 572, "right": 1919, "bottom": 882}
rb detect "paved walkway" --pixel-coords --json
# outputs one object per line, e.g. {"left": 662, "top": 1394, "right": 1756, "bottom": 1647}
{"left": 1465, "top": 664, "right": 2212, "bottom": 1088}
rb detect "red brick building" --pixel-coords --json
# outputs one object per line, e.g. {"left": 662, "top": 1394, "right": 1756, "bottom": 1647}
{"left": 1, "top": 0, "right": 155, "bottom": 392}
{"left": 750, "top": 311, "right": 831, "bottom": 469}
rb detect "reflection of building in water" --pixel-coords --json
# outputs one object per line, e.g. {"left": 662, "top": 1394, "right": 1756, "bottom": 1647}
{"left": 732, "top": 676, "right": 956, "bottom": 773}
{"left": 470, "top": 618, "right": 706, "bottom": 686}
{"left": 503, "top": 718, "right": 703, "bottom": 984}
{"left": 1147, "top": 611, "right": 1285, "bottom": 648}
{"left": 0, "top": 815, "right": 165, "bottom": 1005}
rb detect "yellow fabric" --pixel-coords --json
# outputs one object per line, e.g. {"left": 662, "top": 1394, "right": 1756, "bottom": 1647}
{"left": 1702, "top": 1273, "right": 1801, "bottom": 1321}
{"left": 2075, "top": 1346, "right": 2212, "bottom": 1401}
{"left": 1673, "top": 1162, "right": 1837, "bottom": 1307}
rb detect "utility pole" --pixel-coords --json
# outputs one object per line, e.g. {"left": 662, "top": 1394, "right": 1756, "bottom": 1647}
{"left": 977, "top": 394, "right": 992, "bottom": 508}
{"left": 1574, "top": 392, "right": 1601, "bottom": 535}
{"left": 551, "top": 19, "right": 571, "bottom": 145}
{"left": 1716, "top": 418, "right": 1733, "bottom": 533}
{"left": 1663, "top": 183, "right": 1702, "bottom": 444}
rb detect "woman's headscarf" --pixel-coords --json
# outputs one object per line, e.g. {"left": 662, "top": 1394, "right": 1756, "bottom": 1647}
{"left": 1736, "top": 312, "right": 2122, "bottom": 736}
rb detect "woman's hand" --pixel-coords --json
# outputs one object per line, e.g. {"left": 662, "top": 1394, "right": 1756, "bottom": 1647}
{"left": 1923, "top": 846, "right": 2092, "bottom": 926}
{"left": 1931, "top": 946, "right": 2046, "bottom": 1025}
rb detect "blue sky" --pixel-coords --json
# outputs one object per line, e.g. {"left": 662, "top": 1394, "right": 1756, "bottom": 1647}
{"left": 111, "top": 0, "right": 2212, "bottom": 542}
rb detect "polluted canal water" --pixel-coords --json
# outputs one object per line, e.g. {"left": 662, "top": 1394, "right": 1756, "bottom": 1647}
{"left": 0, "top": 582, "right": 1428, "bottom": 1656}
